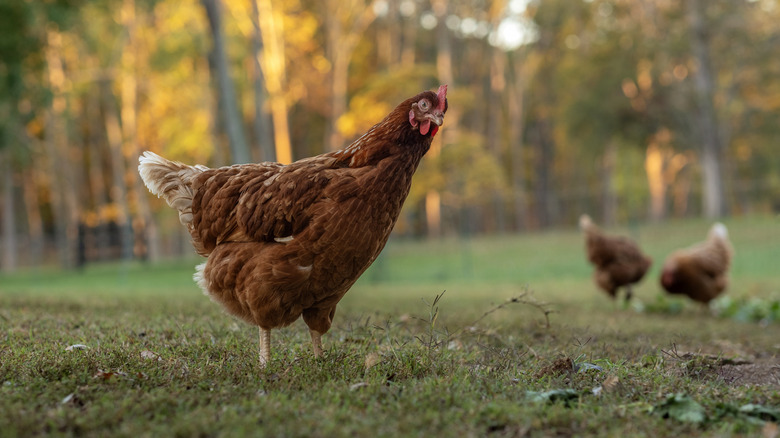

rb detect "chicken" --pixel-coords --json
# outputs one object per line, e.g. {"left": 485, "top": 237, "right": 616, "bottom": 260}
{"left": 138, "top": 85, "right": 447, "bottom": 366}
{"left": 660, "top": 223, "right": 733, "bottom": 305}
{"left": 579, "top": 215, "right": 652, "bottom": 302}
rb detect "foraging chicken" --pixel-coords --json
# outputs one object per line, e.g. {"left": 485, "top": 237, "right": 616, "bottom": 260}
{"left": 579, "top": 215, "right": 652, "bottom": 302}
{"left": 660, "top": 223, "right": 733, "bottom": 305}
{"left": 139, "top": 85, "right": 447, "bottom": 366}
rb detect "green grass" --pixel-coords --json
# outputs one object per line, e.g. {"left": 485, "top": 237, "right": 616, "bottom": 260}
{"left": 1, "top": 216, "right": 779, "bottom": 437}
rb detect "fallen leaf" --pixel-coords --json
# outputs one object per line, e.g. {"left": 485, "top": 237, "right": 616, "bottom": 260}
{"left": 65, "top": 344, "right": 88, "bottom": 352}
{"left": 93, "top": 370, "right": 116, "bottom": 380}
{"left": 576, "top": 362, "right": 603, "bottom": 372}
{"left": 349, "top": 382, "right": 369, "bottom": 391}
{"left": 140, "top": 350, "right": 161, "bottom": 361}
{"left": 364, "top": 352, "right": 381, "bottom": 370}
{"left": 652, "top": 393, "right": 706, "bottom": 424}
{"left": 602, "top": 375, "right": 620, "bottom": 392}
{"left": 60, "top": 392, "right": 84, "bottom": 407}
{"left": 93, "top": 370, "right": 128, "bottom": 381}
{"left": 525, "top": 389, "right": 579, "bottom": 405}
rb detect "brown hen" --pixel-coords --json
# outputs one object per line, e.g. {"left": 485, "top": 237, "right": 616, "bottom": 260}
{"left": 579, "top": 215, "right": 652, "bottom": 302}
{"left": 660, "top": 223, "right": 733, "bottom": 305}
{"left": 139, "top": 86, "right": 448, "bottom": 365}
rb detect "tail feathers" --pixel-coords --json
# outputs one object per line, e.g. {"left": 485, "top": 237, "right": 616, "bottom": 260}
{"left": 709, "top": 222, "right": 729, "bottom": 241}
{"left": 579, "top": 214, "right": 594, "bottom": 231}
{"left": 138, "top": 151, "right": 208, "bottom": 227}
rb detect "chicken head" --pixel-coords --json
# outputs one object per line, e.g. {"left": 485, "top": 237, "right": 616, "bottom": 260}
{"left": 409, "top": 84, "right": 448, "bottom": 137}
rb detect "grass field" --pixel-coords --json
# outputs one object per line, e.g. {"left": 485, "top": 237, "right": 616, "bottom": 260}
{"left": 1, "top": 216, "right": 778, "bottom": 437}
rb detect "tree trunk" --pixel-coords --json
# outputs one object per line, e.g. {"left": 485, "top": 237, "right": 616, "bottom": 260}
{"left": 250, "top": 0, "right": 275, "bottom": 162}
{"left": 201, "top": 0, "right": 251, "bottom": 164}
{"left": 508, "top": 55, "right": 528, "bottom": 232}
{"left": 687, "top": 0, "right": 726, "bottom": 218}
{"left": 1, "top": 150, "right": 17, "bottom": 272}
{"left": 377, "top": 0, "right": 399, "bottom": 68}
{"left": 400, "top": 3, "right": 416, "bottom": 66}
{"left": 323, "top": 0, "right": 378, "bottom": 151}
{"left": 85, "top": 86, "right": 113, "bottom": 260}
{"left": 531, "top": 118, "right": 557, "bottom": 228}
{"left": 426, "top": 0, "right": 456, "bottom": 238}
{"left": 22, "top": 166, "right": 44, "bottom": 266}
{"left": 45, "top": 29, "right": 80, "bottom": 270}
{"left": 256, "top": 0, "right": 293, "bottom": 163}
{"left": 601, "top": 141, "right": 617, "bottom": 226}
{"left": 120, "top": 0, "right": 160, "bottom": 262}
{"left": 487, "top": 46, "right": 507, "bottom": 233}
{"left": 100, "top": 79, "right": 134, "bottom": 261}
{"left": 644, "top": 143, "right": 666, "bottom": 221}
{"left": 325, "top": 5, "right": 346, "bottom": 151}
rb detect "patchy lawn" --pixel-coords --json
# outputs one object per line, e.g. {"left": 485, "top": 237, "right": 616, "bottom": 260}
{"left": 1, "top": 216, "right": 778, "bottom": 437}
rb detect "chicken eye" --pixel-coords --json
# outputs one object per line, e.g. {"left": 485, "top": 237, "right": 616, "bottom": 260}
{"left": 418, "top": 99, "right": 430, "bottom": 111}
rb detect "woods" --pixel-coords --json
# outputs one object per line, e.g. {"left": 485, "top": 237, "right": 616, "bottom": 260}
{"left": 0, "top": 0, "right": 778, "bottom": 270}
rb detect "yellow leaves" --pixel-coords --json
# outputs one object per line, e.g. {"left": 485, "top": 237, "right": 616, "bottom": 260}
{"left": 336, "top": 99, "right": 391, "bottom": 139}
{"left": 82, "top": 204, "right": 127, "bottom": 226}
{"left": 408, "top": 130, "right": 508, "bottom": 210}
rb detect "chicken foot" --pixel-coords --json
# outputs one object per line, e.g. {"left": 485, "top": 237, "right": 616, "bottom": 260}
{"left": 259, "top": 327, "right": 271, "bottom": 367}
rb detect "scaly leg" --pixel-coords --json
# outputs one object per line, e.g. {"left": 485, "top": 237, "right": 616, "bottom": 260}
{"left": 309, "top": 329, "right": 324, "bottom": 358}
{"left": 259, "top": 327, "right": 271, "bottom": 367}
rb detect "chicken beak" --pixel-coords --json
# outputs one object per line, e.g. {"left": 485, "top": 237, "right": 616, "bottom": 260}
{"left": 428, "top": 111, "right": 444, "bottom": 127}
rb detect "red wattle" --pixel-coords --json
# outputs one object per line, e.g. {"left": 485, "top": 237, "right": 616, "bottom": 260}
{"left": 420, "top": 120, "right": 431, "bottom": 135}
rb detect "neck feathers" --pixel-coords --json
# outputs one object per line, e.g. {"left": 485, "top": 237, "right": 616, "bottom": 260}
{"left": 331, "top": 106, "right": 432, "bottom": 168}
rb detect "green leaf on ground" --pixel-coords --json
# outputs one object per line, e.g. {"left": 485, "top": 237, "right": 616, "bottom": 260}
{"left": 652, "top": 393, "right": 707, "bottom": 424}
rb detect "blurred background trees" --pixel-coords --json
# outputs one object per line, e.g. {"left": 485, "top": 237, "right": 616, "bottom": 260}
{"left": 0, "top": 0, "right": 778, "bottom": 271}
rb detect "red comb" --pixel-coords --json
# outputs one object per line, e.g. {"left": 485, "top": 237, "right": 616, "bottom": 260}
{"left": 436, "top": 85, "right": 447, "bottom": 111}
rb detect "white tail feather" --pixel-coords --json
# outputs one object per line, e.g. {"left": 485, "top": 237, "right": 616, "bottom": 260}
{"left": 709, "top": 222, "right": 729, "bottom": 241}
{"left": 578, "top": 214, "right": 594, "bottom": 231}
{"left": 138, "top": 151, "right": 207, "bottom": 227}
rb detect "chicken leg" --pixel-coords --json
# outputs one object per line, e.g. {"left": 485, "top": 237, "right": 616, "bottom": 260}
{"left": 259, "top": 327, "right": 271, "bottom": 367}
{"left": 624, "top": 286, "right": 634, "bottom": 303}
{"left": 310, "top": 329, "right": 324, "bottom": 358}
{"left": 303, "top": 306, "right": 335, "bottom": 359}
